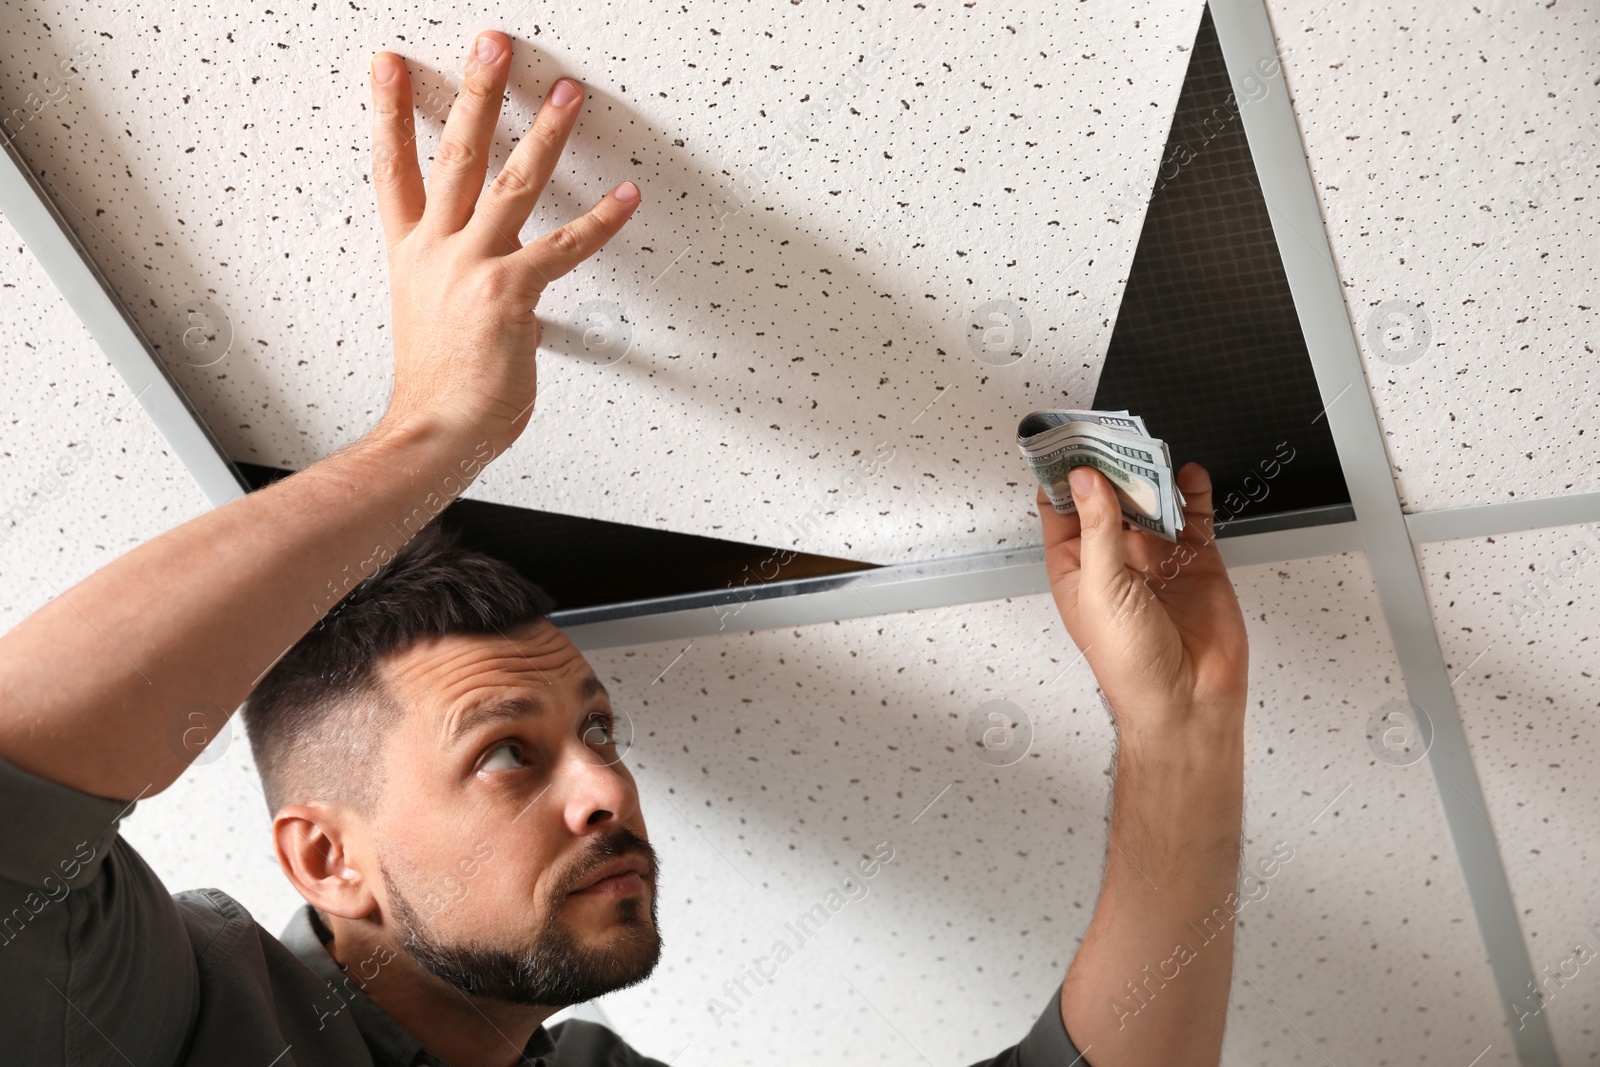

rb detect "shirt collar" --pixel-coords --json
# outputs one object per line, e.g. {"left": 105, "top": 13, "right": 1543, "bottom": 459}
{"left": 280, "top": 905, "right": 559, "bottom": 1066}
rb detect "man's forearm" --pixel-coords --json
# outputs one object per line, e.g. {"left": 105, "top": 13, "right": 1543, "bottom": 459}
{"left": 1061, "top": 714, "right": 1246, "bottom": 1067}
{"left": 0, "top": 413, "right": 492, "bottom": 802}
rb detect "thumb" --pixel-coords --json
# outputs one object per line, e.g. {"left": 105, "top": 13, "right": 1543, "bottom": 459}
{"left": 1068, "top": 465, "right": 1129, "bottom": 594}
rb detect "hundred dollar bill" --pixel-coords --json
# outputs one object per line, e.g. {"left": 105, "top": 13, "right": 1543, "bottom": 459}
{"left": 1017, "top": 409, "right": 1185, "bottom": 541}
{"left": 1018, "top": 410, "right": 1185, "bottom": 508}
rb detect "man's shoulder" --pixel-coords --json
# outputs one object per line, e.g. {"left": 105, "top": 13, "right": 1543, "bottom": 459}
{"left": 163, "top": 888, "right": 312, "bottom": 993}
{"left": 166, "top": 891, "right": 378, "bottom": 1063}
{"left": 171, "top": 886, "right": 254, "bottom": 936}
{"left": 548, "top": 1018, "right": 672, "bottom": 1067}
{"left": 168, "top": 885, "right": 297, "bottom": 970}
{"left": 168, "top": 889, "right": 328, "bottom": 991}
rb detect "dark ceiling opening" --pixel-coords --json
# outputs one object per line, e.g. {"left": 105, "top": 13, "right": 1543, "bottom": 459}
{"left": 1092, "top": 5, "right": 1351, "bottom": 520}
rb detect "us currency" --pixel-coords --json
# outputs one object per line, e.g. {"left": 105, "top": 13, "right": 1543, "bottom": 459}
{"left": 1017, "top": 409, "right": 1186, "bottom": 541}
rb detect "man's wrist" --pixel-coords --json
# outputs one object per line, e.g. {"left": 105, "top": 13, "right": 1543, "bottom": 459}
{"left": 367, "top": 409, "right": 480, "bottom": 464}
{"left": 1109, "top": 699, "right": 1245, "bottom": 762}
{"left": 359, "top": 409, "right": 503, "bottom": 482}
{"left": 1112, "top": 716, "right": 1244, "bottom": 846}
{"left": 285, "top": 411, "right": 502, "bottom": 540}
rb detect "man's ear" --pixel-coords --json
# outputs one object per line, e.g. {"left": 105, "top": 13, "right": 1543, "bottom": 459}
{"left": 273, "top": 803, "right": 376, "bottom": 921}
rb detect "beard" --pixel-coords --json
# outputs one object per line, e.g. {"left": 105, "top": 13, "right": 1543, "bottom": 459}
{"left": 381, "top": 826, "right": 662, "bottom": 1007}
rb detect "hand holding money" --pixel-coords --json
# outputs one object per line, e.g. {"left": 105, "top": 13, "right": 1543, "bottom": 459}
{"left": 1032, "top": 448, "right": 1250, "bottom": 1067}
{"left": 1017, "top": 409, "right": 1187, "bottom": 542}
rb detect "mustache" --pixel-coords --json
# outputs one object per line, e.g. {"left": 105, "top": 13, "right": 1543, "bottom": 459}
{"left": 554, "top": 827, "right": 658, "bottom": 896}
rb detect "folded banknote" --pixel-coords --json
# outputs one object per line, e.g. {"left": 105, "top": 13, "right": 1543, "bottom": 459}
{"left": 1017, "top": 409, "right": 1186, "bottom": 541}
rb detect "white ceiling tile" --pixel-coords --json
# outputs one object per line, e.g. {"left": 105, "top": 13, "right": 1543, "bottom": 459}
{"left": 1226, "top": 550, "right": 1516, "bottom": 1065}
{"left": 0, "top": 210, "right": 212, "bottom": 630}
{"left": 1421, "top": 526, "right": 1600, "bottom": 1065}
{"left": 1260, "top": 0, "right": 1600, "bottom": 512}
{"left": 0, "top": 1, "right": 1204, "bottom": 564}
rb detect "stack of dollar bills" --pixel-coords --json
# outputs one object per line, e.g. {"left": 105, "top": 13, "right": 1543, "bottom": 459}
{"left": 1017, "top": 409, "right": 1187, "bottom": 542}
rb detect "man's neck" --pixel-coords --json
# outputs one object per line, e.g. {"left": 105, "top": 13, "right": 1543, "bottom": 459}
{"left": 321, "top": 910, "right": 559, "bottom": 1067}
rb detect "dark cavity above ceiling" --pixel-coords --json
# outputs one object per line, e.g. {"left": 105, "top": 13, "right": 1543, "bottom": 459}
{"left": 1092, "top": 4, "right": 1351, "bottom": 521}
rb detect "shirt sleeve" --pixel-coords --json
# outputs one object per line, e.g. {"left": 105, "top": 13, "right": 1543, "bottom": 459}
{"left": 0, "top": 752, "right": 199, "bottom": 1066}
{"left": 964, "top": 984, "right": 1088, "bottom": 1067}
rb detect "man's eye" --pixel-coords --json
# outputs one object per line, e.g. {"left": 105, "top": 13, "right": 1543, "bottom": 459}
{"left": 481, "top": 741, "right": 527, "bottom": 772}
{"left": 583, "top": 714, "right": 615, "bottom": 747}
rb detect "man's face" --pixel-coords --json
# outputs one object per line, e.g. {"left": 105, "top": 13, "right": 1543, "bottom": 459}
{"left": 367, "top": 618, "right": 659, "bottom": 1006}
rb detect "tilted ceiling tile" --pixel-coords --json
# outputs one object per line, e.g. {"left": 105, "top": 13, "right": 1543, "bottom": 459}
{"left": 1260, "top": 0, "right": 1600, "bottom": 512}
{"left": 0, "top": 0, "right": 1204, "bottom": 565}
{"left": 1420, "top": 527, "right": 1600, "bottom": 1066}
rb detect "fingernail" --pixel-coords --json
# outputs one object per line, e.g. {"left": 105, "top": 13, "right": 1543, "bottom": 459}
{"left": 475, "top": 35, "right": 500, "bottom": 63}
{"left": 614, "top": 181, "right": 640, "bottom": 203}
{"left": 372, "top": 52, "right": 399, "bottom": 85}
{"left": 1069, "top": 467, "right": 1094, "bottom": 497}
{"left": 549, "top": 79, "right": 581, "bottom": 107}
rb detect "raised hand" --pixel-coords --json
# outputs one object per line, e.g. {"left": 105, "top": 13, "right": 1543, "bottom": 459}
{"left": 1036, "top": 462, "right": 1249, "bottom": 733}
{"left": 1039, "top": 462, "right": 1250, "bottom": 1067}
{"left": 368, "top": 31, "right": 640, "bottom": 455}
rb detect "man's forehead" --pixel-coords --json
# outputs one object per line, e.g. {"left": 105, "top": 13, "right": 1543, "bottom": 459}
{"left": 380, "top": 619, "right": 595, "bottom": 709}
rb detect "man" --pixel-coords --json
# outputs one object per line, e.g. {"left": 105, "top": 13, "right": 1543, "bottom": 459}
{"left": 0, "top": 28, "right": 1249, "bottom": 1067}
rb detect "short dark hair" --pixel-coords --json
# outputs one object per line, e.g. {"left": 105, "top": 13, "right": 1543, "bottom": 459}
{"left": 241, "top": 521, "right": 556, "bottom": 818}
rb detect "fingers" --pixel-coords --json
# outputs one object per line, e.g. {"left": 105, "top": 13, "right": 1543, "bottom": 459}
{"left": 420, "top": 31, "right": 513, "bottom": 236}
{"left": 1035, "top": 483, "right": 1082, "bottom": 547}
{"left": 504, "top": 183, "right": 641, "bottom": 304}
{"left": 467, "top": 77, "right": 586, "bottom": 253}
{"left": 1067, "top": 466, "right": 1131, "bottom": 594}
{"left": 1175, "top": 461, "right": 1219, "bottom": 548}
{"left": 370, "top": 51, "right": 426, "bottom": 244}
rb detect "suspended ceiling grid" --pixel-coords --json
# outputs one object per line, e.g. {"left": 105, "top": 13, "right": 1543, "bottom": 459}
{"left": 0, "top": 222, "right": 1542, "bottom": 1065}
{"left": 0, "top": 216, "right": 1534, "bottom": 1059}
{"left": 0, "top": 0, "right": 1208, "bottom": 566}
{"left": 9, "top": 0, "right": 1600, "bottom": 1062}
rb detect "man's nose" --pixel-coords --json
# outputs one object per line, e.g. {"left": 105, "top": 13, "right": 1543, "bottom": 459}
{"left": 560, "top": 743, "right": 637, "bottom": 833}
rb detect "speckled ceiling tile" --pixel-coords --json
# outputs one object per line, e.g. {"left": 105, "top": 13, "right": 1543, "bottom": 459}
{"left": 1259, "top": 0, "right": 1600, "bottom": 512}
{"left": 0, "top": 0, "right": 1206, "bottom": 565}
{"left": 0, "top": 209, "right": 212, "bottom": 631}
{"left": 1420, "top": 526, "right": 1600, "bottom": 1065}
{"left": 572, "top": 551, "right": 1514, "bottom": 1066}
{"left": 1225, "top": 551, "right": 1516, "bottom": 1067}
